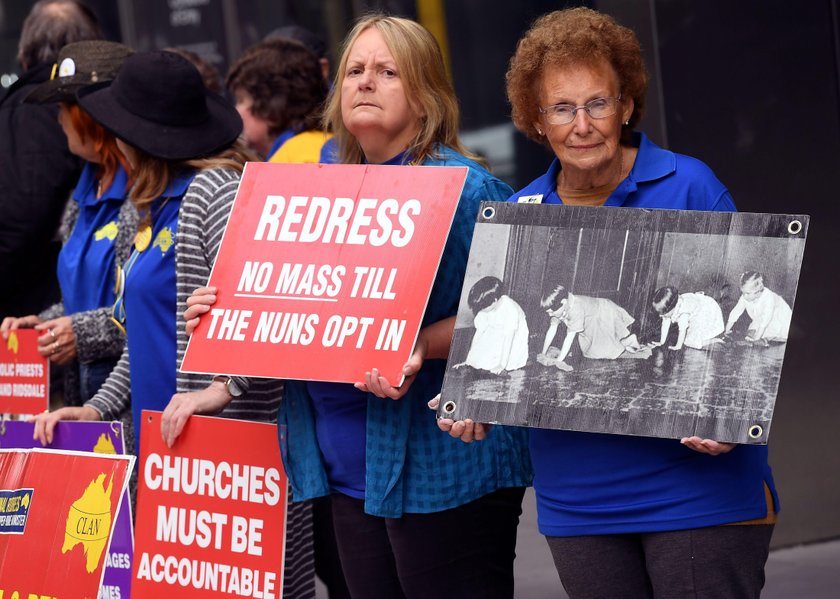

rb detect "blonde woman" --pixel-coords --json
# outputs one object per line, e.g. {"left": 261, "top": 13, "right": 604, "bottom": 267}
{"left": 183, "top": 16, "right": 531, "bottom": 599}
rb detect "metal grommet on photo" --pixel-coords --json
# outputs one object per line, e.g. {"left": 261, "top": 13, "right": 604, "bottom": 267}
{"left": 748, "top": 424, "right": 764, "bottom": 440}
{"left": 787, "top": 220, "right": 802, "bottom": 235}
{"left": 481, "top": 206, "right": 496, "bottom": 220}
{"left": 442, "top": 400, "right": 457, "bottom": 415}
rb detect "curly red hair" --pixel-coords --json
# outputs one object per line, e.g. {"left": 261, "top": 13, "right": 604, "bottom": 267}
{"left": 506, "top": 8, "right": 649, "bottom": 146}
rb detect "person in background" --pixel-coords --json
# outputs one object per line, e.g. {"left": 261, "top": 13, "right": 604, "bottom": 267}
{"left": 226, "top": 38, "right": 331, "bottom": 163}
{"left": 265, "top": 24, "right": 331, "bottom": 83}
{"left": 1, "top": 41, "right": 135, "bottom": 416}
{"left": 263, "top": 25, "right": 339, "bottom": 163}
{"left": 182, "top": 14, "right": 531, "bottom": 599}
{"left": 0, "top": 0, "right": 103, "bottom": 321}
{"left": 30, "top": 50, "right": 315, "bottom": 598}
{"left": 441, "top": 8, "right": 776, "bottom": 599}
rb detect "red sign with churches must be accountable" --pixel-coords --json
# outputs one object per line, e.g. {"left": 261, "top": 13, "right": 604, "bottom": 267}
{"left": 180, "top": 162, "right": 467, "bottom": 384}
{"left": 132, "top": 411, "right": 288, "bottom": 598}
{"left": 0, "top": 329, "right": 49, "bottom": 414}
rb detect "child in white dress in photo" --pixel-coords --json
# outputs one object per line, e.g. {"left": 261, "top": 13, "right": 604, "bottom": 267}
{"left": 456, "top": 276, "right": 529, "bottom": 375}
{"left": 538, "top": 284, "right": 641, "bottom": 372}
{"left": 652, "top": 286, "right": 724, "bottom": 350}
{"left": 724, "top": 271, "right": 792, "bottom": 344}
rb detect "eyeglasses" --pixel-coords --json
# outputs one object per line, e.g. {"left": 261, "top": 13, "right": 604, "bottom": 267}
{"left": 538, "top": 95, "right": 622, "bottom": 126}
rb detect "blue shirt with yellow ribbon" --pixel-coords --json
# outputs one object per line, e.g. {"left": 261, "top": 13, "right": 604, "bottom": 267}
{"left": 58, "top": 162, "right": 129, "bottom": 314}
{"left": 115, "top": 170, "right": 195, "bottom": 440}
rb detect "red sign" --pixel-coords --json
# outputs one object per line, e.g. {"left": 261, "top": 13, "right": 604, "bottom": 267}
{"left": 132, "top": 410, "right": 288, "bottom": 598}
{"left": 0, "top": 329, "right": 49, "bottom": 414}
{"left": 180, "top": 162, "right": 467, "bottom": 383}
{"left": 0, "top": 448, "right": 133, "bottom": 598}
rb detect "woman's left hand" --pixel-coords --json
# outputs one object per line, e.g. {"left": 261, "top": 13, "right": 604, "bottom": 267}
{"left": 162, "top": 383, "right": 232, "bottom": 448}
{"left": 35, "top": 316, "right": 76, "bottom": 365}
{"left": 27, "top": 406, "right": 100, "bottom": 446}
{"left": 428, "top": 395, "right": 492, "bottom": 442}
{"left": 357, "top": 317, "right": 455, "bottom": 399}
{"left": 356, "top": 339, "right": 427, "bottom": 399}
{"left": 681, "top": 436, "right": 736, "bottom": 455}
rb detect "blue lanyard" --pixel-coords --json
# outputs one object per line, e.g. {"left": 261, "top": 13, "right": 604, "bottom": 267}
{"left": 110, "top": 197, "right": 173, "bottom": 332}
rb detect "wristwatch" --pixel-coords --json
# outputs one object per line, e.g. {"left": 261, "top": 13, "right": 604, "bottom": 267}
{"left": 213, "top": 375, "right": 244, "bottom": 398}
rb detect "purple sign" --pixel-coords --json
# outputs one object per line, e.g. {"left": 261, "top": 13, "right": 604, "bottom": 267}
{"left": 0, "top": 420, "right": 134, "bottom": 597}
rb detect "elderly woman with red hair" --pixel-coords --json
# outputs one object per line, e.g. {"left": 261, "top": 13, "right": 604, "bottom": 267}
{"left": 443, "top": 8, "right": 777, "bottom": 599}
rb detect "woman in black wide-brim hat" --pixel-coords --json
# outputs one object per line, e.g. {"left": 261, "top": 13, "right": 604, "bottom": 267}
{"left": 30, "top": 50, "right": 316, "bottom": 598}
{"left": 30, "top": 49, "right": 247, "bottom": 441}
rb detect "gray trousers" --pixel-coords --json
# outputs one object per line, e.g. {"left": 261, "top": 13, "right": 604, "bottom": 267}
{"left": 547, "top": 524, "right": 774, "bottom": 599}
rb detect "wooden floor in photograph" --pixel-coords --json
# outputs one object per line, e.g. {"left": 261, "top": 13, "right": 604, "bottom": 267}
{"left": 444, "top": 335, "right": 785, "bottom": 444}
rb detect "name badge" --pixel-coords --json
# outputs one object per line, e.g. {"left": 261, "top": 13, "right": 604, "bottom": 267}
{"left": 517, "top": 194, "right": 543, "bottom": 204}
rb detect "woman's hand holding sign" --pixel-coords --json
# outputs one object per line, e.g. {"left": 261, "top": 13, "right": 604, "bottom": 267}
{"left": 429, "top": 394, "right": 493, "bottom": 442}
{"left": 36, "top": 316, "right": 77, "bottom": 365}
{"left": 28, "top": 406, "right": 101, "bottom": 446}
{"left": 356, "top": 337, "right": 427, "bottom": 399}
{"left": 1, "top": 315, "right": 78, "bottom": 364}
{"left": 356, "top": 316, "right": 455, "bottom": 400}
{"left": 680, "top": 436, "right": 736, "bottom": 455}
{"left": 0, "top": 314, "right": 42, "bottom": 337}
{"left": 168, "top": 286, "right": 235, "bottom": 447}
{"left": 185, "top": 286, "right": 218, "bottom": 336}
{"left": 162, "top": 381, "right": 234, "bottom": 448}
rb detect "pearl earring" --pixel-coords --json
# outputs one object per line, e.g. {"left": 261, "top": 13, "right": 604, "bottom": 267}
{"left": 623, "top": 120, "right": 630, "bottom": 126}
{"left": 536, "top": 127, "right": 544, "bottom": 136}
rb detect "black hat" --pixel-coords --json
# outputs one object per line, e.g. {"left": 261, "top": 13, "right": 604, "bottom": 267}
{"left": 76, "top": 50, "right": 242, "bottom": 161}
{"left": 25, "top": 40, "right": 134, "bottom": 104}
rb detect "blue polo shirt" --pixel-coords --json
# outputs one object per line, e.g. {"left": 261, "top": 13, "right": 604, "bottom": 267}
{"left": 305, "top": 149, "right": 413, "bottom": 499}
{"left": 511, "top": 132, "right": 736, "bottom": 211}
{"left": 123, "top": 171, "right": 195, "bottom": 439}
{"left": 508, "top": 132, "right": 776, "bottom": 536}
{"left": 58, "top": 162, "right": 129, "bottom": 314}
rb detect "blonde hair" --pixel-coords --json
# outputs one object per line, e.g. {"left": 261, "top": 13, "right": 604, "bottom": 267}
{"left": 130, "top": 139, "right": 257, "bottom": 226}
{"left": 322, "top": 14, "right": 480, "bottom": 165}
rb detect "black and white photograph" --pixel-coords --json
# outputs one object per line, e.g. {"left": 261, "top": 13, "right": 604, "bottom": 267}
{"left": 439, "top": 203, "right": 808, "bottom": 444}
